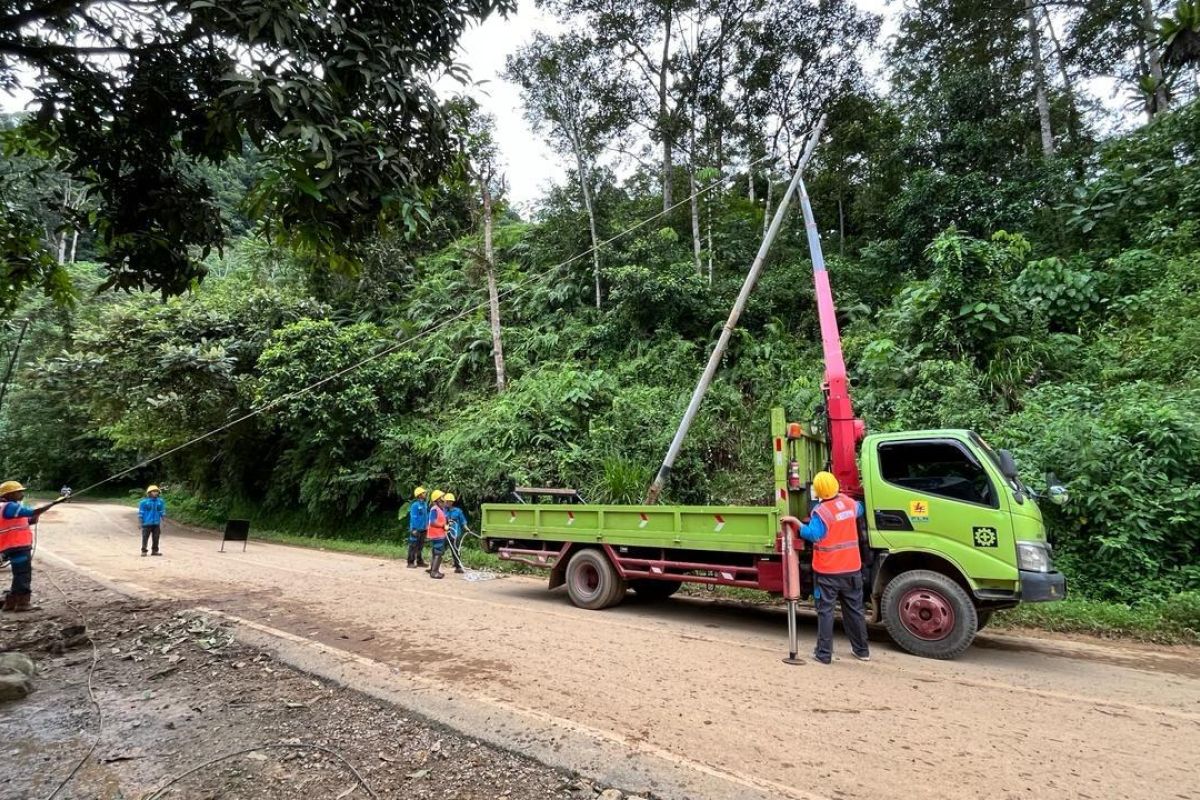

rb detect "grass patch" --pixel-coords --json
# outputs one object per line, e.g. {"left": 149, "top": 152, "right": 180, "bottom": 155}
{"left": 992, "top": 594, "right": 1200, "bottom": 645}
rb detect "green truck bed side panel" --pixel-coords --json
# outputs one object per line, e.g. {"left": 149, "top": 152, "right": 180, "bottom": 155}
{"left": 481, "top": 503, "right": 780, "bottom": 555}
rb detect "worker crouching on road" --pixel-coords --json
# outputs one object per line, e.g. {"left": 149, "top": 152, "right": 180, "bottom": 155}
{"left": 444, "top": 493, "right": 467, "bottom": 575}
{"left": 800, "top": 471, "right": 870, "bottom": 664}
{"left": 0, "top": 481, "right": 46, "bottom": 612}
{"left": 407, "top": 486, "right": 429, "bottom": 569}
{"left": 139, "top": 485, "right": 166, "bottom": 556}
{"left": 425, "top": 490, "right": 448, "bottom": 579}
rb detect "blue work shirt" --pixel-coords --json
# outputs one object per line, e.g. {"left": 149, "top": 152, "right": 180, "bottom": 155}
{"left": 800, "top": 499, "right": 864, "bottom": 543}
{"left": 408, "top": 498, "right": 429, "bottom": 532}
{"left": 2, "top": 501, "right": 34, "bottom": 520}
{"left": 446, "top": 506, "right": 468, "bottom": 539}
{"left": 138, "top": 496, "right": 166, "bottom": 526}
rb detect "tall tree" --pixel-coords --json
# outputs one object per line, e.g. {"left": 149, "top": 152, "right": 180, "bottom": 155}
{"left": 0, "top": 0, "right": 513, "bottom": 304}
{"left": 1064, "top": 0, "right": 1173, "bottom": 118}
{"left": 541, "top": 0, "right": 682, "bottom": 213}
{"left": 1025, "top": 0, "right": 1056, "bottom": 155}
{"left": 506, "top": 32, "right": 634, "bottom": 307}
{"left": 454, "top": 102, "right": 508, "bottom": 392}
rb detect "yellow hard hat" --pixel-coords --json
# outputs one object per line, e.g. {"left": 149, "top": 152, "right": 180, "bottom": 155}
{"left": 0, "top": 480, "right": 26, "bottom": 497}
{"left": 414, "top": 486, "right": 427, "bottom": 498}
{"left": 443, "top": 493, "right": 456, "bottom": 503}
{"left": 812, "top": 471, "right": 839, "bottom": 501}
{"left": 147, "top": 485, "right": 160, "bottom": 494}
{"left": 430, "top": 489, "right": 445, "bottom": 503}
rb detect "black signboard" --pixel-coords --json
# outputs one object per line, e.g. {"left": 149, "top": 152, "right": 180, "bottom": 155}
{"left": 220, "top": 519, "right": 251, "bottom": 552}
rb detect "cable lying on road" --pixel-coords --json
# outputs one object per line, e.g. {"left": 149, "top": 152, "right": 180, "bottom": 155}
{"left": 42, "top": 562, "right": 103, "bottom": 800}
{"left": 143, "top": 742, "right": 380, "bottom": 800}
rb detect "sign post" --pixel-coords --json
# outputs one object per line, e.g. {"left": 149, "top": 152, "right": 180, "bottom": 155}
{"left": 220, "top": 519, "right": 250, "bottom": 553}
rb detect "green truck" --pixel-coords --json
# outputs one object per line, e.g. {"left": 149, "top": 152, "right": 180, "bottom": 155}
{"left": 482, "top": 159, "right": 1067, "bottom": 660}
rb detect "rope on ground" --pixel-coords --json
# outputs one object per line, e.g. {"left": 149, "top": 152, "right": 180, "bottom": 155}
{"left": 41, "top": 557, "right": 104, "bottom": 800}
{"left": 57, "top": 152, "right": 779, "bottom": 504}
{"left": 446, "top": 529, "right": 501, "bottom": 582}
{"left": 142, "top": 742, "right": 380, "bottom": 800}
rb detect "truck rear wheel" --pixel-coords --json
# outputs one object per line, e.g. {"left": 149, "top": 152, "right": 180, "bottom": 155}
{"left": 882, "top": 570, "right": 978, "bottom": 660}
{"left": 630, "top": 579, "right": 682, "bottom": 602}
{"left": 565, "top": 549, "right": 627, "bottom": 610}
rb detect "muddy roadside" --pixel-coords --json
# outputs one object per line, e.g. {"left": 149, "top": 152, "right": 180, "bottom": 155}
{"left": 0, "top": 563, "right": 643, "bottom": 800}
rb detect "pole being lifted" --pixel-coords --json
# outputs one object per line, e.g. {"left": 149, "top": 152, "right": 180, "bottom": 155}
{"left": 644, "top": 115, "right": 827, "bottom": 505}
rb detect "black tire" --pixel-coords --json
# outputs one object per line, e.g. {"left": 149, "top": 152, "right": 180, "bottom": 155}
{"left": 630, "top": 579, "right": 682, "bottom": 602}
{"left": 976, "top": 609, "right": 994, "bottom": 630}
{"left": 565, "top": 549, "right": 627, "bottom": 610}
{"left": 881, "top": 569, "right": 978, "bottom": 660}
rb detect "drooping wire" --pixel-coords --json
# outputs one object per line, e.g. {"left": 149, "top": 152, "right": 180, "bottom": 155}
{"left": 63, "top": 152, "right": 779, "bottom": 502}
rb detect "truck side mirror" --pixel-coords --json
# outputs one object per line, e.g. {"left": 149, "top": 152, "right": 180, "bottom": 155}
{"left": 997, "top": 449, "right": 1019, "bottom": 480}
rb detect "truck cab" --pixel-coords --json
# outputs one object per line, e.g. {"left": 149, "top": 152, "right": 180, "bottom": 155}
{"left": 855, "top": 428, "right": 1066, "bottom": 657}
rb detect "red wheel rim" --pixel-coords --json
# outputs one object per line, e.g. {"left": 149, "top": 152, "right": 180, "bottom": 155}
{"left": 898, "top": 587, "right": 955, "bottom": 641}
{"left": 574, "top": 562, "right": 600, "bottom": 595}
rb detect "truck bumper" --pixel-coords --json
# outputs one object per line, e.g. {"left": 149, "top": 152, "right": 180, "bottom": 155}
{"left": 1020, "top": 570, "right": 1067, "bottom": 602}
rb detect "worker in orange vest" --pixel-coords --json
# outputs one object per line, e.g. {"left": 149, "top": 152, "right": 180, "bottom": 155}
{"left": 0, "top": 480, "right": 47, "bottom": 612}
{"left": 425, "top": 490, "right": 448, "bottom": 580}
{"left": 800, "top": 471, "right": 870, "bottom": 664}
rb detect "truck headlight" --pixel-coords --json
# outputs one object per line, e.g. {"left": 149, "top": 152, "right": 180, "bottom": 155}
{"left": 1017, "top": 541, "right": 1053, "bottom": 573}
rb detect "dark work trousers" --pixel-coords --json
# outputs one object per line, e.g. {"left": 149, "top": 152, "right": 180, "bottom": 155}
{"left": 141, "top": 524, "right": 162, "bottom": 554}
{"left": 4, "top": 546, "right": 33, "bottom": 594}
{"left": 814, "top": 572, "right": 870, "bottom": 662}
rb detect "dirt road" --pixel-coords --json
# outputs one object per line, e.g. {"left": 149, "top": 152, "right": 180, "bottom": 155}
{"left": 33, "top": 503, "right": 1200, "bottom": 800}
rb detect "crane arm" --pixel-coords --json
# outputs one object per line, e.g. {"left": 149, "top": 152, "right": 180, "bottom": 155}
{"left": 796, "top": 176, "right": 865, "bottom": 497}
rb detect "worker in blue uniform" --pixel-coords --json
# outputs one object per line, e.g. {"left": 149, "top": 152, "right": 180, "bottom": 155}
{"left": 444, "top": 493, "right": 467, "bottom": 574}
{"left": 407, "top": 486, "right": 429, "bottom": 568}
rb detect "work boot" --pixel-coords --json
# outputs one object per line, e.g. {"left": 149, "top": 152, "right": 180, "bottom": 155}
{"left": 429, "top": 553, "right": 444, "bottom": 580}
{"left": 141, "top": 549, "right": 148, "bottom": 557}
{"left": 1, "top": 592, "right": 15, "bottom": 612}
{"left": 406, "top": 543, "right": 418, "bottom": 568}
{"left": 10, "top": 594, "right": 32, "bottom": 612}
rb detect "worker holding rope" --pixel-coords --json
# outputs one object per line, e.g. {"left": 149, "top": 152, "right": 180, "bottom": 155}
{"left": 0, "top": 480, "right": 46, "bottom": 612}
{"left": 444, "top": 493, "right": 467, "bottom": 575}
{"left": 425, "top": 490, "right": 448, "bottom": 580}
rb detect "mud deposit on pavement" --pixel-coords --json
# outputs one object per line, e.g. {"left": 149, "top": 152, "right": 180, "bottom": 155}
{"left": 0, "top": 564, "right": 630, "bottom": 800}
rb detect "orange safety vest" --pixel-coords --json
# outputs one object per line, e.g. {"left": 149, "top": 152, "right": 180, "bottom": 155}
{"left": 812, "top": 494, "right": 861, "bottom": 575}
{"left": 0, "top": 512, "right": 33, "bottom": 552}
{"left": 427, "top": 506, "right": 447, "bottom": 540}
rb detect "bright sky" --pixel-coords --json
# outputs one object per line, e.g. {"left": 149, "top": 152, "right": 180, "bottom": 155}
{"left": 446, "top": 0, "right": 895, "bottom": 209}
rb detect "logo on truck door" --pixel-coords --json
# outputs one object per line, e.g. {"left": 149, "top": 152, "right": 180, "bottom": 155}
{"left": 908, "top": 500, "right": 930, "bottom": 522}
{"left": 972, "top": 527, "right": 999, "bottom": 547}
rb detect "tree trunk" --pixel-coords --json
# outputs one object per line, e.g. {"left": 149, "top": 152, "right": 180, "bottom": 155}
{"left": 706, "top": 202, "right": 714, "bottom": 287}
{"left": 838, "top": 197, "right": 846, "bottom": 257}
{"left": 56, "top": 230, "right": 66, "bottom": 264}
{"left": 748, "top": 168, "right": 755, "bottom": 203}
{"left": 572, "top": 145, "right": 603, "bottom": 309}
{"left": 1041, "top": 8, "right": 1079, "bottom": 144}
{"left": 688, "top": 118, "right": 702, "bottom": 275}
{"left": 659, "top": 9, "right": 674, "bottom": 213}
{"left": 1142, "top": 0, "right": 1169, "bottom": 115}
{"left": 762, "top": 169, "right": 773, "bottom": 237}
{"left": 481, "top": 181, "right": 506, "bottom": 392}
{"left": 1025, "top": 0, "right": 1054, "bottom": 156}
{"left": 69, "top": 228, "right": 79, "bottom": 263}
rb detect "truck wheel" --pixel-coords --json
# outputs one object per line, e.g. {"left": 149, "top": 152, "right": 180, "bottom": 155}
{"left": 565, "top": 549, "right": 627, "bottom": 610}
{"left": 631, "top": 579, "right": 682, "bottom": 602}
{"left": 882, "top": 570, "right": 978, "bottom": 660}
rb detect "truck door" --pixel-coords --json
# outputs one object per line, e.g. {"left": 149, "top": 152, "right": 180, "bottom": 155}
{"left": 868, "top": 438, "right": 1016, "bottom": 581}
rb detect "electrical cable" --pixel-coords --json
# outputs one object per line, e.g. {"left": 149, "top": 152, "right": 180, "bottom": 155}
{"left": 143, "top": 742, "right": 380, "bottom": 800}
{"left": 58, "top": 152, "right": 779, "bottom": 503}
{"left": 41, "top": 541, "right": 104, "bottom": 800}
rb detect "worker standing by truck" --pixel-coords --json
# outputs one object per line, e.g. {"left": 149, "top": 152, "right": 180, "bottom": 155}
{"left": 800, "top": 471, "right": 871, "bottom": 665}
{"left": 444, "top": 493, "right": 467, "bottom": 574}
{"left": 407, "top": 486, "right": 429, "bottom": 569}
{"left": 138, "top": 485, "right": 166, "bottom": 556}
{"left": 426, "top": 490, "right": 448, "bottom": 579}
{"left": 0, "top": 481, "right": 45, "bottom": 612}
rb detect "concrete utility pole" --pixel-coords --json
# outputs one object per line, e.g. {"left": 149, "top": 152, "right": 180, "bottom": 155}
{"left": 644, "top": 115, "right": 826, "bottom": 505}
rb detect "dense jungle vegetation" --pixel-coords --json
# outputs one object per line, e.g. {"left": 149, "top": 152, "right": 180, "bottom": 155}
{"left": 2, "top": 0, "right": 1199, "bottom": 621}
